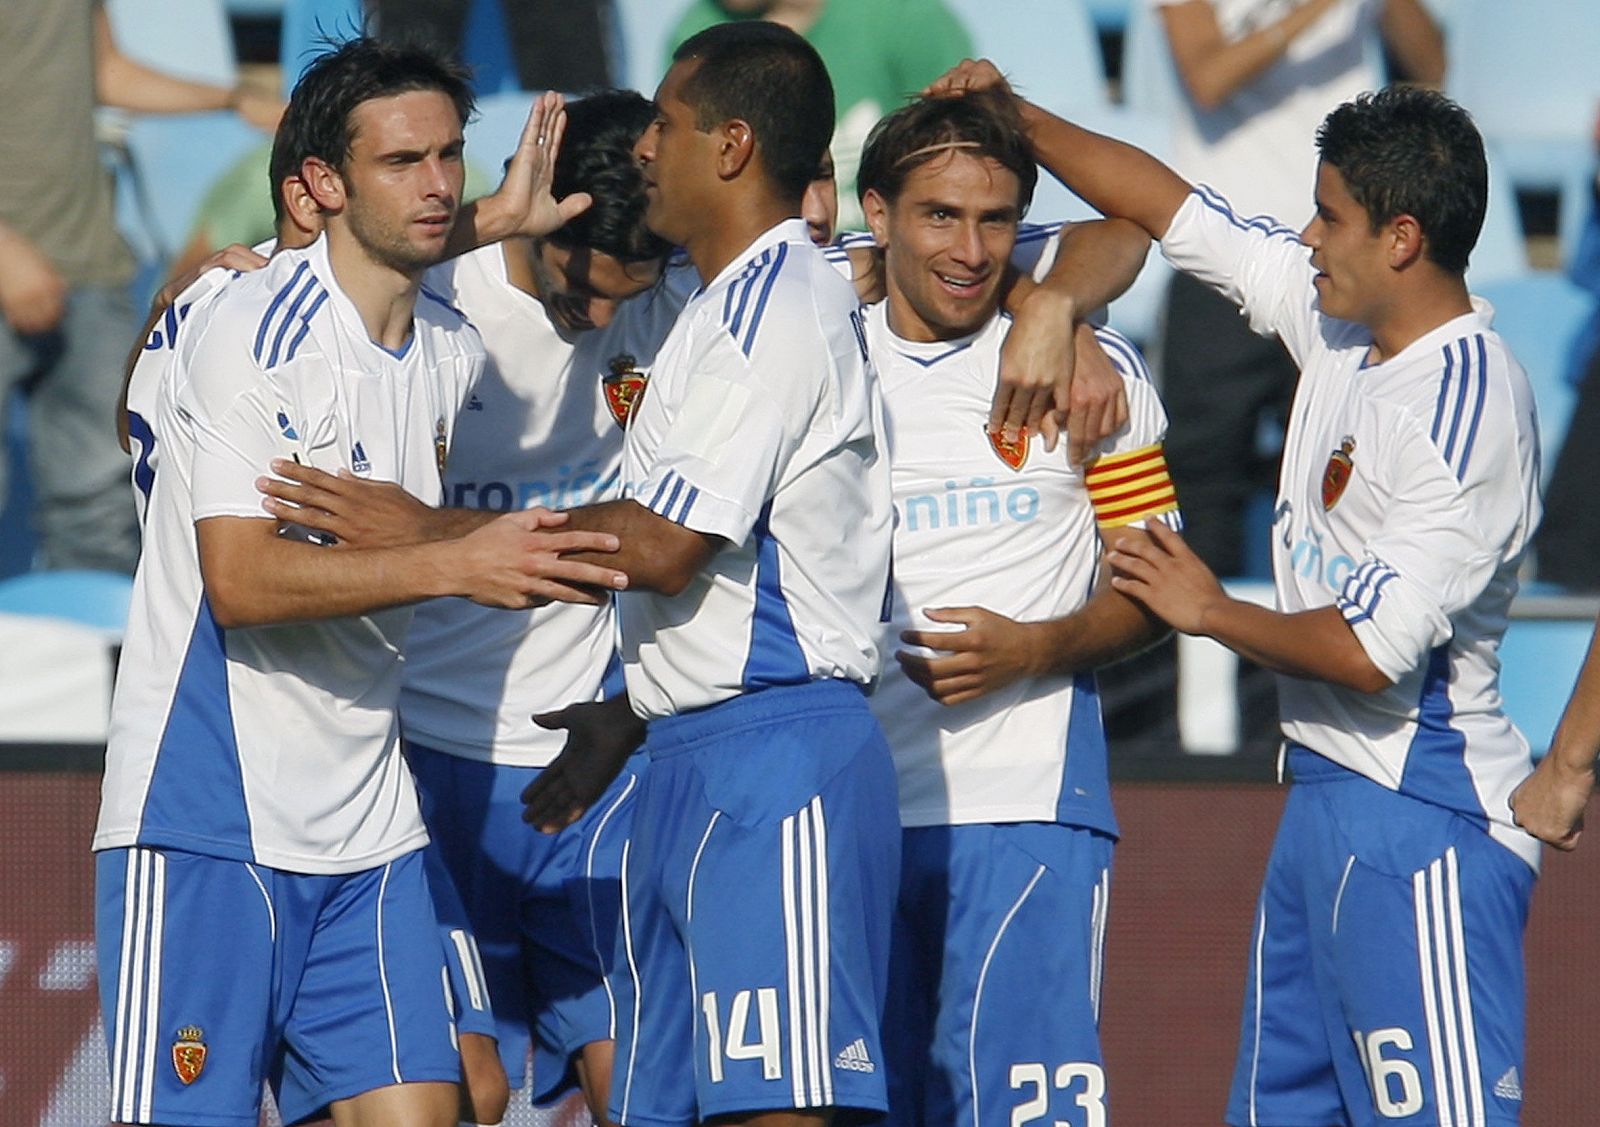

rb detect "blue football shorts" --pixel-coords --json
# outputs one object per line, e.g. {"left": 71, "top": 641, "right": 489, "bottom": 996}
{"left": 408, "top": 740, "right": 641, "bottom": 1105}
{"left": 606, "top": 679, "right": 901, "bottom": 1127}
{"left": 95, "top": 845, "right": 458, "bottom": 1127}
{"left": 421, "top": 839, "right": 497, "bottom": 1042}
{"left": 1227, "top": 747, "right": 1536, "bottom": 1127}
{"left": 885, "top": 821, "right": 1115, "bottom": 1127}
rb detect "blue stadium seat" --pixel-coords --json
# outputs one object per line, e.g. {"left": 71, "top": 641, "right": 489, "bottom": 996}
{"left": 944, "top": 0, "right": 1108, "bottom": 115}
{"left": 280, "top": 0, "right": 365, "bottom": 96}
{"left": 612, "top": 0, "right": 681, "bottom": 96}
{"left": 1474, "top": 273, "right": 1594, "bottom": 483}
{"left": 120, "top": 112, "right": 265, "bottom": 265}
{"left": 0, "top": 570, "right": 134, "bottom": 635}
{"left": 462, "top": 0, "right": 518, "bottom": 94}
{"left": 1497, "top": 616, "right": 1595, "bottom": 754}
{"left": 106, "top": 0, "right": 238, "bottom": 87}
{"left": 1446, "top": 0, "right": 1600, "bottom": 263}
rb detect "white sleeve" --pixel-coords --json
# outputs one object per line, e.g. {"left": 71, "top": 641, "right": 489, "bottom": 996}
{"left": 180, "top": 325, "right": 292, "bottom": 522}
{"left": 1160, "top": 186, "right": 1323, "bottom": 365}
{"left": 1335, "top": 413, "right": 1509, "bottom": 682}
{"left": 1012, "top": 221, "right": 1065, "bottom": 280}
{"left": 634, "top": 324, "right": 824, "bottom": 545}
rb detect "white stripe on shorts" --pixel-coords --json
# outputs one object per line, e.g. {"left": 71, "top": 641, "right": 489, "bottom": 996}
{"left": 587, "top": 771, "right": 638, "bottom": 1038}
{"left": 970, "top": 864, "right": 1044, "bottom": 1127}
{"left": 111, "top": 847, "right": 166, "bottom": 1124}
{"left": 374, "top": 862, "right": 403, "bottom": 1084}
{"left": 1413, "top": 847, "right": 1483, "bottom": 1127}
{"left": 617, "top": 839, "right": 642, "bottom": 1123}
{"left": 781, "top": 798, "right": 832, "bottom": 1108}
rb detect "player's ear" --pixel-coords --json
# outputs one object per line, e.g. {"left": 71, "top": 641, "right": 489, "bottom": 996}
{"left": 1386, "top": 212, "right": 1426, "bottom": 271}
{"left": 301, "top": 156, "right": 347, "bottom": 212}
{"left": 716, "top": 118, "right": 756, "bottom": 180}
{"left": 862, "top": 189, "right": 891, "bottom": 248}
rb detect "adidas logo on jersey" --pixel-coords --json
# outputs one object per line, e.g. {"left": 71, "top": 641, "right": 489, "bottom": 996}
{"left": 351, "top": 441, "right": 371, "bottom": 474}
{"left": 1493, "top": 1067, "right": 1522, "bottom": 1101}
{"left": 834, "top": 1038, "right": 875, "bottom": 1073}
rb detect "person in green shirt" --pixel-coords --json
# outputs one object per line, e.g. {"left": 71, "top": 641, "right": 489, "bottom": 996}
{"left": 667, "top": 0, "right": 973, "bottom": 229}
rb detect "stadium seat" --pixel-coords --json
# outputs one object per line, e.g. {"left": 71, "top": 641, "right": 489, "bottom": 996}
{"left": 944, "top": 0, "right": 1109, "bottom": 115}
{"left": 461, "top": 0, "right": 518, "bottom": 94}
{"left": 120, "top": 112, "right": 266, "bottom": 265}
{"left": 106, "top": 0, "right": 238, "bottom": 87}
{"left": 0, "top": 570, "right": 134, "bottom": 636}
{"left": 1497, "top": 616, "right": 1595, "bottom": 754}
{"left": 281, "top": 0, "right": 366, "bottom": 96}
{"left": 1475, "top": 273, "right": 1594, "bottom": 483}
{"left": 1446, "top": 0, "right": 1600, "bottom": 263}
{"left": 1083, "top": 0, "right": 1132, "bottom": 33}
{"left": 612, "top": 0, "right": 681, "bottom": 96}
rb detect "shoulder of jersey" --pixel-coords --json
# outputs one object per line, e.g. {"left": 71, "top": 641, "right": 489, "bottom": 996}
{"left": 188, "top": 250, "right": 333, "bottom": 373}
{"left": 704, "top": 240, "right": 847, "bottom": 360}
{"left": 1393, "top": 328, "right": 1523, "bottom": 479}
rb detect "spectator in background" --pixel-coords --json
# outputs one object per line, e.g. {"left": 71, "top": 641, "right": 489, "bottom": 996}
{"left": 374, "top": 0, "right": 615, "bottom": 92}
{"left": 1149, "top": 0, "right": 1443, "bottom": 752}
{"left": 667, "top": 0, "right": 973, "bottom": 229}
{"left": 0, "top": 0, "right": 280, "bottom": 574}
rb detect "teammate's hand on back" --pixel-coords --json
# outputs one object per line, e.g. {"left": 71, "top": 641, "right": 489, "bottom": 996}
{"left": 897, "top": 605, "right": 1048, "bottom": 707}
{"left": 454, "top": 508, "right": 626, "bottom": 608}
{"left": 522, "top": 698, "right": 646, "bottom": 832}
{"left": 924, "top": 58, "right": 1015, "bottom": 100}
{"left": 1510, "top": 753, "right": 1593, "bottom": 851}
{"left": 154, "top": 243, "right": 269, "bottom": 312}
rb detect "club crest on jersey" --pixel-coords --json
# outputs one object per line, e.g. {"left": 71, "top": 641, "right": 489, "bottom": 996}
{"left": 602, "top": 353, "right": 648, "bottom": 429}
{"left": 986, "top": 426, "right": 1028, "bottom": 471}
{"left": 1321, "top": 435, "right": 1356, "bottom": 510}
{"left": 172, "top": 1025, "right": 207, "bottom": 1085}
{"left": 434, "top": 416, "right": 448, "bottom": 478}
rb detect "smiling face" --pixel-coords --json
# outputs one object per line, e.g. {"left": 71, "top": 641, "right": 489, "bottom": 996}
{"left": 529, "top": 239, "right": 664, "bottom": 333}
{"left": 633, "top": 60, "right": 724, "bottom": 248}
{"left": 331, "top": 88, "right": 466, "bottom": 275}
{"left": 1300, "top": 161, "right": 1393, "bottom": 327}
{"left": 863, "top": 149, "right": 1021, "bottom": 342}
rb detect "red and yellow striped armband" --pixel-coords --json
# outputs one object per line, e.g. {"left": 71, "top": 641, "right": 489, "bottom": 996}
{"left": 1084, "top": 442, "right": 1179, "bottom": 529}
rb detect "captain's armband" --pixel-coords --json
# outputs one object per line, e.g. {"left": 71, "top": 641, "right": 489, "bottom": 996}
{"left": 1085, "top": 442, "right": 1178, "bottom": 529}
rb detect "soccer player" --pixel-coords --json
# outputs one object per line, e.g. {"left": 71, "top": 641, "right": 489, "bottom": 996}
{"left": 931, "top": 62, "right": 1542, "bottom": 1126}
{"left": 260, "top": 88, "right": 690, "bottom": 1126}
{"left": 522, "top": 21, "right": 896, "bottom": 1127}
{"left": 854, "top": 90, "right": 1173, "bottom": 1127}
{"left": 91, "top": 38, "right": 621, "bottom": 1127}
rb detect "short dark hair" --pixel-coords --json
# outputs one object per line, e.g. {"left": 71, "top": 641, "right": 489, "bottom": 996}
{"left": 267, "top": 108, "right": 314, "bottom": 225}
{"left": 283, "top": 36, "right": 475, "bottom": 175}
{"left": 547, "top": 89, "right": 671, "bottom": 264}
{"left": 671, "top": 21, "right": 834, "bottom": 201}
{"left": 1316, "top": 86, "right": 1486, "bottom": 274}
{"left": 856, "top": 90, "right": 1038, "bottom": 214}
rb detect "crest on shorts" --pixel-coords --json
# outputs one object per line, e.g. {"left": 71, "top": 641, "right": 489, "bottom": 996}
{"left": 985, "top": 426, "right": 1028, "bottom": 471}
{"left": 434, "top": 416, "right": 448, "bottom": 478}
{"left": 172, "top": 1025, "right": 207, "bottom": 1085}
{"left": 1321, "top": 435, "right": 1356, "bottom": 510}
{"left": 602, "top": 353, "right": 649, "bottom": 429}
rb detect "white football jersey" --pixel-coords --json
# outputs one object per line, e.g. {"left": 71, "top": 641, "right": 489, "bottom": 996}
{"left": 398, "top": 244, "right": 692, "bottom": 765}
{"left": 125, "top": 241, "right": 276, "bottom": 526}
{"left": 866, "top": 303, "right": 1178, "bottom": 831}
{"left": 95, "top": 236, "right": 483, "bottom": 874}
{"left": 617, "top": 219, "right": 894, "bottom": 718}
{"left": 1162, "top": 186, "right": 1542, "bottom": 868}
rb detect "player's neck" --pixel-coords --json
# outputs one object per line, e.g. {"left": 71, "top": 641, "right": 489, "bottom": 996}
{"left": 324, "top": 225, "right": 423, "bottom": 352}
{"left": 1365, "top": 273, "right": 1473, "bottom": 364}
{"left": 683, "top": 196, "right": 799, "bottom": 285}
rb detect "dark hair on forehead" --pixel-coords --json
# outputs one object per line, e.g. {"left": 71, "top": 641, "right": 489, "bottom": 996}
{"left": 856, "top": 89, "right": 1038, "bottom": 214}
{"left": 547, "top": 89, "right": 671, "bottom": 265}
{"left": 1316, "top": 85, "right": 1486, "bottom": 275}
{"left": 282, "top": 35, "right": 475, "bottom": 174}
{"left": 670, "top": 20, "right": 835, "bottom": 202}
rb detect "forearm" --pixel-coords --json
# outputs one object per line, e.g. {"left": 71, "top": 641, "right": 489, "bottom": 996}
{"left": 1013, "top": 101, "right": 1191, "bottom": 241}
{"left": 1379, "top": 0, "right": 1445, "bottom": 85}
{"left": 1545, "top": 626, "right": 1600, "bottom": 776}
{"left": 199, "top": 518, "right": 461, "bottom": 627}
{"left": 1165, "top": 0, "right": 1341, "bottom": 110}
{"left": 1198, "top": 601, "right": 1390, "bottom": 692}
{"left": 1029, "top": 583, "right": 1169, "bottom": 678}
{"left": 443, "top": 195, "right": 520, "bottom": 258}
{"left": 95, "top": 49, "right": 236, "bottom": 115}
{"left": 558, "top": 499, "right": 716, "bottom": 595}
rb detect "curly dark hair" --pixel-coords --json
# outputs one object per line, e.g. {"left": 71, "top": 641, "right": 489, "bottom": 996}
{"left": 547, "top": 90, "right": 671, "bottom": 265}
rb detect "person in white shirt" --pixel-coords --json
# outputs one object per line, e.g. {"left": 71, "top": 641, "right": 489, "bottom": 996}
{"left": 853, "top": 89, "right": 1174, "bottom": 1127}
{"left": 92, "top": 38, "right": 622, "bottom": 1127}
{"left": 929, "top": 62, "right": 1541, "bottom": 1127}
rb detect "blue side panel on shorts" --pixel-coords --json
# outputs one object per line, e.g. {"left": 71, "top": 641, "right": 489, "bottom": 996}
{"left": 1055, "top": 672, "right": 1118, "bottom": 838}
{"left": 1399, "top": 645, "right": 1489, "bottom": 830}
{"left": 140, "top": 596, "right": 253, "bottom": 857}
{"left": 741, "top": 502, "right": 809, "bottom": 692}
